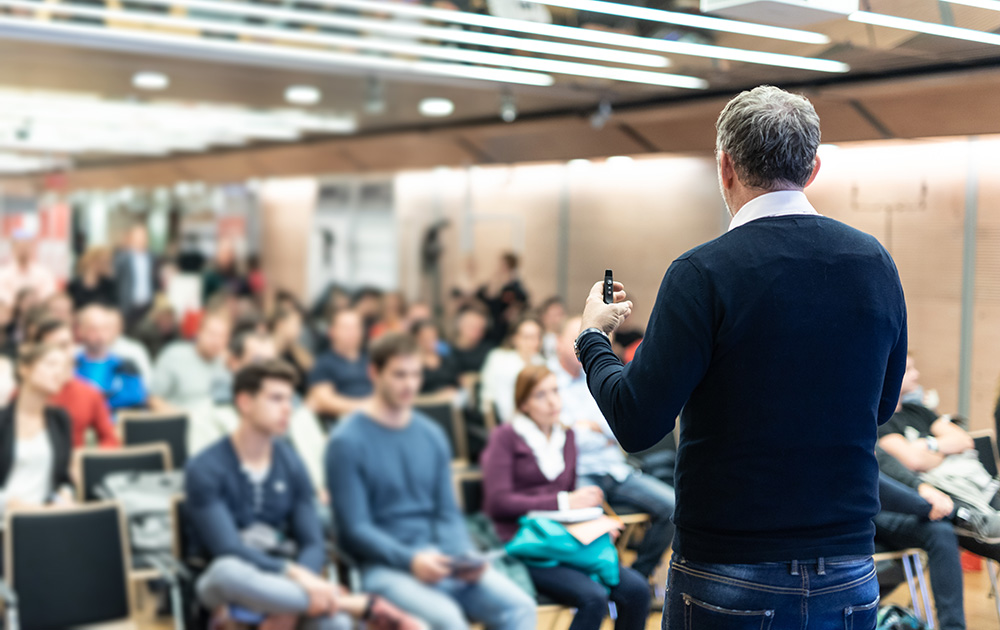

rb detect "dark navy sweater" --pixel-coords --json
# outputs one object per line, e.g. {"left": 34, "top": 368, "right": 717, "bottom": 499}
{"left": 185, "top": 437, "right": 325, "bottom": 573}
{"left": 579, "top": 215, "right": 908, "bottom": 564}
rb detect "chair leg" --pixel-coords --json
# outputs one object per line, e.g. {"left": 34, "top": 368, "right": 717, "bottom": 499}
{"left": 902, "top": 553, "right": 924, "bottom": 623}
{"left": 988, "top": 560, "right": 1000, "bottom": 627}
{"left": 912, "top": 553, "right": 934, "bottom": 629}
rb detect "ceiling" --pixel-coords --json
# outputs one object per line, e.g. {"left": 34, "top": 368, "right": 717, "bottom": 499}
{"left": 1, "top": 0, "right": 1000, "bottom": 178}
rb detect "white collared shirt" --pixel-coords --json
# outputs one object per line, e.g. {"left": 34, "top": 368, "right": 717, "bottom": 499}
{"left": 728, "top": 190, "right": 821, "bottom": 232}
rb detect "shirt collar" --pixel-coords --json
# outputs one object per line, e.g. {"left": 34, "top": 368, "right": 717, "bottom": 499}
{"left": 728, "top": 190, "right": 820, "bottom": 232}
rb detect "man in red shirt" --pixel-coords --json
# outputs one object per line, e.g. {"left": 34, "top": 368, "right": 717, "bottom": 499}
{"left": 33, "top": 318, "right": 119, "bottom": 448}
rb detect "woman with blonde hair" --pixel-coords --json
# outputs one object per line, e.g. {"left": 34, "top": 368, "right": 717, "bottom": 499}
{"left": 68, "top": 246, "right": 116, "bottom": 308}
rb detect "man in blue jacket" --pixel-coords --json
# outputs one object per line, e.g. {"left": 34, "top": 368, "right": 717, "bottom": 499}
{"left": 576, "top": 85, "right": 908, "bottom": 629}
{"left": 186, "top": 360, "right": 420, "bottom": 630}
{"left": 75, "top": 304, "right": 147, "bottom": 411}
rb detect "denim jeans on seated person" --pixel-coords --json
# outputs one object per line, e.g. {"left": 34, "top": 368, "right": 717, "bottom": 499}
{"left": 664, "top": 554, "right": 879, "bottom": 630}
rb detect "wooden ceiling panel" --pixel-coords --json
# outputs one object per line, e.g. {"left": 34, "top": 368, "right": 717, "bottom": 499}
{"left": 461, "top": 119, "right": 648, "bottom": 163}
{"left": 809, "top": 98, "right": 887, "bottom": 143}
{"left": 342, "top": 133, "right": 473, "bottom": 171}
{"left": 860, "top": 76, "right": 1000, "bottom": 139}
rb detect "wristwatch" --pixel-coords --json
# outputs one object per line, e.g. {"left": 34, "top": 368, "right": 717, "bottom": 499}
{"left": 574, "top": 327, "right": 609, "bottom": 360}
{"left": 926, "top": 436, "right": 940, "bottom": 453}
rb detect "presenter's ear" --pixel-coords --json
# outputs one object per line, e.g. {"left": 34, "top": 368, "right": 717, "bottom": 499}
{"left": 718, "top": 151, "right": 737, "bottom": 190}
{"left": 804, "top": 155, "right": 822, "bottom": 188}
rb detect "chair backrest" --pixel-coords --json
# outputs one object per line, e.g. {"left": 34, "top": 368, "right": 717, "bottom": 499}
{"left": 79, "top": 444, "right": 172, "bottom": 502}
{"left": 415, "top": 401, "right": 469, "bottom": 463}
{"left": 6, "top": 502, "right": 133, "bottom": 628}
{"left": 453, "top": 469, "right": 484, "bottom": 515}
{"left": 969, "top": 429, "right": 1000, "bottom": 478}
{"left": 120, "top": 411, "right": 189, "bottom": 468}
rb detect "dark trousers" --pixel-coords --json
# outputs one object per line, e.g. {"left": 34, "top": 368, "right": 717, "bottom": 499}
{"left": 874, "top": 512, "right": 965, "bottom": 630}
{"left": 581, "top": 471, "right": 675, "bottom": 578}
{"left": 528, "top": 564, "right": 649, "bottom": 630}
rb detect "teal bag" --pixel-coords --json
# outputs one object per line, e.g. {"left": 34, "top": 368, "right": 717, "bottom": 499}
{"left": 504, "top": 517, "right": 620, "bottom": 591}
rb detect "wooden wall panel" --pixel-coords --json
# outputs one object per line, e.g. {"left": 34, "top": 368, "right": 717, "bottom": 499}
{"left": 257, "top": 178, "right": 317, "bottom": 304}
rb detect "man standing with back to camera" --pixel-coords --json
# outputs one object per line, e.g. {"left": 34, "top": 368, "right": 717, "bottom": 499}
{"left": 575, "top": 85, "right": 908, "bottom": 629}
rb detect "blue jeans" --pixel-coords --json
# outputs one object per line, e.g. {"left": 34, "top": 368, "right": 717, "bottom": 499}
{"left": 362, "top": 565, "right": 536, "bottom": 630}
{"left": 580, "top": 471, "right": 676, "bottom": 578}
{"left": 665, "top": 555, "right": 879, "bottom": 630}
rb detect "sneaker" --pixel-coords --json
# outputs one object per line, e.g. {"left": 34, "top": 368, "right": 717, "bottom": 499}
{"left": 953, "top": 507, "right": 1000, "bottom": 544}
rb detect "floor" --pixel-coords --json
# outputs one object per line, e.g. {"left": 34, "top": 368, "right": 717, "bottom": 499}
{"left": 135, "top": 564, "right": 1000, "bottom": 630}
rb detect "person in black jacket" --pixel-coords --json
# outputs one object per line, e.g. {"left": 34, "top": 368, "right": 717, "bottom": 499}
{"left": 0, "top": 342, "right": 75, "bottom": 515}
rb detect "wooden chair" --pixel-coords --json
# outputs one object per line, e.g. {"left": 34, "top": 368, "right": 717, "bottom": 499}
{"left": 119, "top": 410, "right": 190, "bottom": 469}
{"left": 968, "top": 428, "right": 1000, "bottom": 625}
{"left": 3, "top": 501, "right": 139, "bottom": 629}
{"left": 416, "top": 397, "right": 470, "bottom": 468}
{"left": 78, "top": 443, "right": 173, "bottom": 502}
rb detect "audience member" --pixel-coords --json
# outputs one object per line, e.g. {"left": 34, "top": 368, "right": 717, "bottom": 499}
{"left": 186, "top": 360, "right": 420, "bottom": 630}
{"left": 42, "top": 292, "right": 75, "bottom": 326}
{"left": 306, "top": 310, "right": 372, "bottom": 425}
{"left": 0, "top": 231, "right": 57, "bottom": 306}
{"left": 108, "top": 305, "right": 154, "bottom": 388}
{"left": 537, "top": 297, "right": 565, "bottom": 361}
{"left": 327, "top": 334, "right": 537, "bottom": 630}
{"left": 480, "top": 318, "right": 543, "bottom": 425}
{"left": 151, "top": 310, "right": 232, "bottom": 411}
{"left": 75, "top": 305, "right": 148, "bottom": 411}
{"left": 481, "top": 365, "right": 649, "bottom": 630}
{"left": 33, "top": 319, "right": 118, "bottom": 448}
{"left": 114, "top": 224, "right": 158, "bottom": 333}
{"left": 134, "top": 297, "right": 181, "bottom": 360}
{"left": 0, "top": 299, "right": 15, "bottom": 360}
{"left": 451, "top": 305, "right": 493, "bottom": 375}
{"left": 269, "top": 307, "right": 314, "bottom": 397}
{"left": 877, "top": 354, "right": 1000, "bottom": 540}
{"left": 67, "top": 246, "right": 117, "bottom": 309}
{"left": 0, "top": 343, "right": 75, "bottom": 517}
{"left": 353, "top": 287, "right": 385, "bottom": 340}
{"left": 369, "top": 292, "right": 406, "bottom": 341}
{"left": 188, "top": 329, "right": 275, "bottom": 456}
{"left": 202, "top": 239, "right": 251, "bottom": 302}
{"left": 476, "top": 252, "right": 529, "bottom": 346}
{"left": 412, "top": 320, "right": 459, "bottom": 399}
{"left": 876, "top": 446, "right": 966, "bottom": 630}
{"left": 553, "top": 316, "right": 675, "bottom": 579}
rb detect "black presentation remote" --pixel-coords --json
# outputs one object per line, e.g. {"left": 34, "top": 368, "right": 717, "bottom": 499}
{"left": 603, "top": 270, "right": 614, "bottom": 305}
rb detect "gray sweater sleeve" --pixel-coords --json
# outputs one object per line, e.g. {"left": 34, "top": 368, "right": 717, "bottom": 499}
{"left": 875, "top": 445, "right": 923, "bottom": 490}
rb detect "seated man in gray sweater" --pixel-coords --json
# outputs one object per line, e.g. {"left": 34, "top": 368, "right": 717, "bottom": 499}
{"left": 327, "top": 333, "right": 536, "bottom": 630}
{"left": 186, "top": 360, "right": 421, "bottom": 630}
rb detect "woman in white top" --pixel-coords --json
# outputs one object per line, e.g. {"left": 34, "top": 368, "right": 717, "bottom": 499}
{"left": 480, "top": 317, "right": 545, "bottom": 425}
{"left": 0, "top": 343, "right": 75, "bottom": 516}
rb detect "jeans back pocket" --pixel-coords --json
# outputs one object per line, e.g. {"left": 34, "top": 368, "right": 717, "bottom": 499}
{"left": 843, "top": 597, "right": 880, "bottom": 630}
{"left": 683, "top": 594, "right": 775, "bottom": 630}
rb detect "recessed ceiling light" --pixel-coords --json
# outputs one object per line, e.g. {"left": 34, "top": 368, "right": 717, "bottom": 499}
{"left": 607, "top": 156, "right": 634, "bottom": 166}
{"left": 285, "top": 85, "right": 322, "bottom": 106}
{"left": 132, "top": 71, "right": 169, "bottom": 90}
{"left": 420, "top": 97, "right": 454, "bottom": 118}
{"left": 568, "top": 159, "right": 591, "bottom": 167}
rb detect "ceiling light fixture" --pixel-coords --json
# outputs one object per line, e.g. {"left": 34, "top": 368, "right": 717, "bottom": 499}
{"left": 285, "top": 85, "right": 321, "bottom": 105}
{"left": 365, "top": 76, "right": 386, "bottom": 116}
{"left": 315, "top": 0, "right": 847, "bottom": 72}
{"left": 132, "top": 71, "right": 169, "bottom": 90}
{"left": 528, "top": 0, "right": 830, "bottom": 44}
{"left": 0, "top": 12, "right": 554, "bottom": 88}
{"left": 93, "top": 0, "right": 668, "bottom": 68}
{"left": 420, "top": 98, "right": 454, "bottom": 118}
{"left": 499, "top": 91, "right": 517, "bottom": 123}
{"left": 607, "top": 155, "right": 634, "bottom": 165}
{"left": 849, "top": 11, "right": 1000, "bottom": 46}
{"left": 0, "top": 0, "right": 712, "bottom": 89}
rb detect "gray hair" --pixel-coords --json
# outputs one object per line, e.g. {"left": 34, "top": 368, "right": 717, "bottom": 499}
{"left": 716, "top": 85, "right": 821, "bottom": 190}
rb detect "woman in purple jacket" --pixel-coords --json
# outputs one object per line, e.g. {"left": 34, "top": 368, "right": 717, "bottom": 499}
{"left": 481, "top": 365, "right": 650, "bottom": 630}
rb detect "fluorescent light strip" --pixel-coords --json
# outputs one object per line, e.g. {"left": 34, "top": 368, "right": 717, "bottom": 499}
{"left": 528, "top": 0, "right": 830, "bottom": 45}
{"left": 941, "top": 0, "right": 1000, "bottom": 10}
{"left": 105, "top": 0, "right": 667, "bottom": 68}
{"left": 4, "top": 0, "right": 706, "bottom": 88}
{"left": 0, "top": 14, "right": 554, "bottom": 87}
{"left": 849, "top": 11, "right": 1000, "bottom": 45}
{"left": 316, "top": 0, "right": 849, "bottom": 73}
